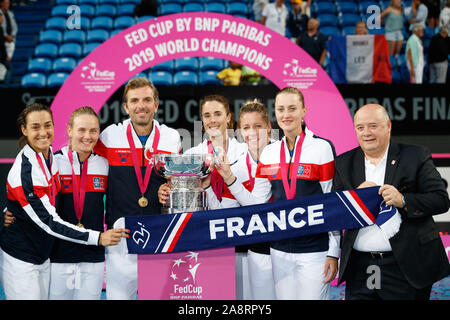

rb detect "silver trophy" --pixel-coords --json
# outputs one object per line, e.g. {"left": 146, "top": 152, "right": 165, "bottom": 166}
{"left": 151, "top": 153, "right": 215, "bottom": 214}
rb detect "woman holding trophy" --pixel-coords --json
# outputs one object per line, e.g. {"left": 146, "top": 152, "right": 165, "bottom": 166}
{"left": 158, "top": 94, "right": 248, "bottom": 209}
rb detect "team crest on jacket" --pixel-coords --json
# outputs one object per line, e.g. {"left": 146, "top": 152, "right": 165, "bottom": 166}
{"left": 93, "top": 177, "right": 105, "bottom": 190}
{"left": 297, "top": 164, "right": 312, "bottom": 178}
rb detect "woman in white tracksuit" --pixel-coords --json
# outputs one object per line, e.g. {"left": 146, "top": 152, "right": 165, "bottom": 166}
{"left": 0, "top": 103, "right": 128, "bottom": 300}
{"left": 246, "top": 87, "right": 340, "bottom": 300}
{"left": 157, "top": 94, "right": 250, "bottom": 298}
{"left": 49, "top": 106, "right": 109, "bottom": 300}
{"left": 210, "top": 88, "right": 341, "bottom": 300}
{"left": 213, "top": 100, "right": 276, "bottom": 300}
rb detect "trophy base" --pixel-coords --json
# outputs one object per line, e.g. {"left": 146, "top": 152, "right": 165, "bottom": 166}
{"left": 162, "top": 189, "right": 207, "bottom": 214}
{"left": 161, "top": 206, "right": 208, "bottom": 214}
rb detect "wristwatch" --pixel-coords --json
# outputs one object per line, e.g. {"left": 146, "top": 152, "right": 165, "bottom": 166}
{"left": 401, "top": 195, "right": 406, "bottom": 208}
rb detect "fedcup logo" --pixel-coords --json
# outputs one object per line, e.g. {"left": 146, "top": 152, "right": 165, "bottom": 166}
{"left": 282, "top": 58, "right": 318, "bottom": 89}
{"left": 80, "top": 62, "right": 115, "bottom": 81}
{"left": 169, "top": 251, "right": 203, "bottom": 299}
{"left": 283, "top": 58, "right": 318, "bottom": 78}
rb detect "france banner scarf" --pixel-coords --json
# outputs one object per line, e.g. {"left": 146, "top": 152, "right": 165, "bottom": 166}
{"left": 125, "top": 186, "right": 401, "bottom": 254}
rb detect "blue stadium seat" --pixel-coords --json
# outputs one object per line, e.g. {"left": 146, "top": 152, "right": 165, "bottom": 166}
{"left": 320, "top": 26, "right": 341, "bottom": 38}
{"left": 341, "top": 14, "right": 361, "bottom": 27}
{"left": 21, "top": 73, "right": 47, "bottom": 88}
{"left": 152, "top": 60, "right": 174, "bottom": 73}
{"left": 183, "top": 3, "right": 205, "bottom": 12}
{"left": 137, "top": 15, "right": 156, "bottom": 24}
{"left": 205, "top": 2, "right": 226, "bottom": 13}
{"left": 45, "top": 17, "right": 66, "bottom": 31}
{"left": 316, "top": 2, "right": 336, "bottom": 14}
{"left": 39, "top": 30, "right": 62, "bottom": 44}
{"left": 83, "top": 42, "right": 100, "bottom": 55}
{"left": 174, "top": 57, "right": 199, "bottom": 72}
{"left": 91, "top": 16, "right": 114, "bottom": 30}
{"left": 79, "top": 0, "right": 98, "bottom": 5}
{"left": 199, "top": 57, "right": 224, "bottom": 72}
{"left": 78, "top": 4, "right": 96, "bottom": 18}
{"left": 53, "top": 57, "right": 77, "bottom": 73}
{"left": 360, "top": 1, "right": 377, "bottom": 15}
{"left": 150, "top": 71, "right": 173, "bottom": 86}
{"left": 110, "top": 29, "right": 124, "bottom": 37}
{"left": 337, "top": 2, "right": 358, "bottom": 14}
{"left": 117, "top": 4, "right": 136, "bottom": 16}
{"left": 47, "top": 72, "right": 69, "bottom": 87}
{"left": 119, "top": 0, "right": 140, "bottom": 4}
{"left": 63, "top": 30, "right": 86, "bottom": 44}
{"left": 173, "top": 70, "right": 198, "bottom": 85}
{"left": 389, "top": 55, "right": 397, "bottom": 68}
{"left": 424, "top": 26, "right": 434, "bottom": 39}
{"left": 35, "top": 43, "right": 59, "bottom": 59}
{"left": 59, "top": 43, "right": 83, "bottom": 59}
{"left": 342, "top": 25, "right": 356, "bottom": 35}
{"left": 28, "top": 58, "right": 52, "bottom": 74}
{"left": 227, "top": 2, "right": 249, "bottom": 15}
{"left": 87, "top": 29, "right": 110, "bottom": 43}
{"left": 101, "top": 0, "right": 120, "bottom": 5}
{"left": 368, "top": 26, "right": 385, "bottom": 35}
{"left": 392, "top": 68, "right": 402, "bottom": 83}
{"left": 381, "top": 0, "right": 391, "bottom": 10}
{"left": 160, "top": 3, "right": 182, "bottom": 15}
{"left": 317, "top": 14, "right": 339, "bottom": 27}
{"left": 55, "top": 0, "right": 75, "bottom": 5}
{"left": 96, "top": 4, "right": 117, "bottom": 17}
{"left": 51, "top": 5, "right": 69, "bottom": 17}
{"left": 199, "top": 70, "right": 221, "bottom": 85}
{"left": 114, "top": 16, "right": 135, "bottom": 29}
{"left": 80, "top": 16, "right": 91, "bottom": 30}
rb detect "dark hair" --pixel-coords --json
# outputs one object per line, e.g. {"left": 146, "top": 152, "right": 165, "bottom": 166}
{"left": 17, "top": 103, "right": 54, "bottom": 148}
{"left": 200, "top": 94, "right": 234, "bottom": 129}
{"left": 123, "top": 77, "right": 159, "bottom": 105}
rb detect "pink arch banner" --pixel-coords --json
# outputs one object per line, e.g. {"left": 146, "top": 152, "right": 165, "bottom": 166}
{"left": 50, "top": 12, "right": 357, "bottom": 154}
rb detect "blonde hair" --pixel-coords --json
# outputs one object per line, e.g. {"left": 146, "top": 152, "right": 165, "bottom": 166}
{"left": 275, "top": 87, "right": 306, "bottom": 107}
{"left": 68, "top": 106, "right": 99, "bottom": 129}
{"left": 67, "top": 106, "right": 100, "bottom": 148}
{"left": 237, "top": 99, "right": 270, "bottom": 129}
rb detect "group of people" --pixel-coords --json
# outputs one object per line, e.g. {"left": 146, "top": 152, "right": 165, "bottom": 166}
{"left": 253, "top": 0, "right": 449, "bottom": 84}
{"left": 1, "top": 77, "right": 449, "bottom": 300}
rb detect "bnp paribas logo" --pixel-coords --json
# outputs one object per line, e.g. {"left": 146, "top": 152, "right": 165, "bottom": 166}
{"left": 80, "top": 62, "right": 115, "bottom": 81}
{"left": 169, "top": 251, "right": 203, "bottom": 299}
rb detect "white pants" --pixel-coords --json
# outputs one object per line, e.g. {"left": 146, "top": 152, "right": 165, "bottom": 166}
{"left": 105, "top": 218, "right": 137, "bottom": 300}
{"left": 0, "top": 249, "right": 50, "bottom": 300}
{"left": 271, "top": 249, "right": 330, "bottom": 300}
{"left": 247, "top": 250, "right": 276, "bottom": 300}
{"left": 49, "top": 262, "right": 105, "bottom": 300}
{"left": 407, "top": 60, "right": 424, "bottom": 84}
{"left": 235, "top": 251, "right": 251, "bottom": 300}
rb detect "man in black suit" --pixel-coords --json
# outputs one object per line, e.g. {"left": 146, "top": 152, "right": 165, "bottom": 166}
{"left": 333, "top": 104, "right": 450, "bottom": 300}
